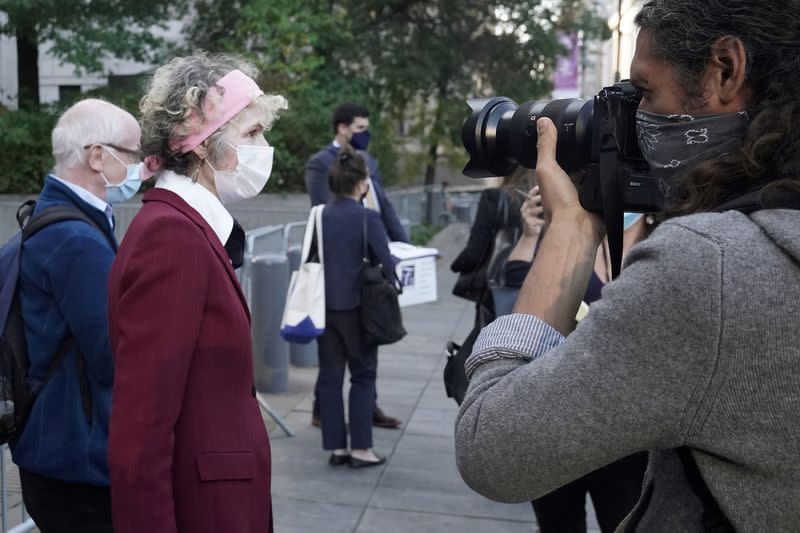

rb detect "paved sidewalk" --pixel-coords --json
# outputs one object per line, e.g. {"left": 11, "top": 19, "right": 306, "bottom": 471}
{"left": 262, "top": 223, "right": 601, "bottom": 533}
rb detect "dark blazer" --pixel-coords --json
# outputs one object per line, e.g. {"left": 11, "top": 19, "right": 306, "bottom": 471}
{"left": 107, "top": 188, "right": 272, "bottom": 533}
{"left": 322, "top": 197, "right": 397, "bottom": 311}
{"left": 12, "top": 176, "right": 117, "bottom": 486}
{"left": 450, "top": 188, "right": 522, "bottom": 273}
{"left": 305, "top": 143, "right": 409, "bottom": 243}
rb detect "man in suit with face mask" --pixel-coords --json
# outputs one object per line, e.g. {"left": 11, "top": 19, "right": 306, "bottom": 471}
{"left": 305, "top": 102, "right": 408, "bottom": 429}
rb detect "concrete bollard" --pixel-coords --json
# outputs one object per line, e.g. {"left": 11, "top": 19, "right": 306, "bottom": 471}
{"left": 250, "top": 253, "right": 290, "bottom": 393}
{"left": 284, "top": 246, "right": 319, "bottom": 368}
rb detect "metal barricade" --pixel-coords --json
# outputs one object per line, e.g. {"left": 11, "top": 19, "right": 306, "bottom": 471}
{"left": 0, "top": 445, "right": 36, "bottom": 533}
{"left": 241, "top": 224, "right": 298, "bottom": 438}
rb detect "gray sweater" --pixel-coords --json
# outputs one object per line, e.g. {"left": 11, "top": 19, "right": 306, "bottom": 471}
{"left": 455, "top": 210, "right": 800, "bottom": 532}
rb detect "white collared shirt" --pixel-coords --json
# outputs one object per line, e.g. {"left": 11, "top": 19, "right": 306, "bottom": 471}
{"left": 50, "top": 174, "right": 114, "bottom": 229}
{"left": 156, "top": 170, "right": 234, "bottom": 246}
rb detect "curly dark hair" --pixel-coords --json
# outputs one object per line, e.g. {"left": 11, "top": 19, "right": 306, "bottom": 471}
{"left": 635, "top": 0, "right": 800, "bottom": 214}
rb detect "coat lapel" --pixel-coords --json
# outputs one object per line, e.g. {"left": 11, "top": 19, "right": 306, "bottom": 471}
{"left": 143, "top": 189, "right": 251, "bottom": 322}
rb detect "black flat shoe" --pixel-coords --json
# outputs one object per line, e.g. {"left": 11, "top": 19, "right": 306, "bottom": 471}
{"left": 348, "top": 455, "right": 386, "bottom": 469}
{"left": 329, "top": 454, "right": 350, "bottom": 466}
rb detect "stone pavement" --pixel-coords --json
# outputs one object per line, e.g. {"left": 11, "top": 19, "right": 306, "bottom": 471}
{"left": 261, "top": 223, "right": 602, "bottom": 533}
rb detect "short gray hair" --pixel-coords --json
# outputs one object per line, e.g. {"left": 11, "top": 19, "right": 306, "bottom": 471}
{"left": 51, "top": 98, "right": 136, "bottom": 176}
{"left": 139, "top": 52, "right": 288, "bottom": 177}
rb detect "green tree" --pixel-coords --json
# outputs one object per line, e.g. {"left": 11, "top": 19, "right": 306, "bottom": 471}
{"left": 0, "top": 0, "right": 187, "bottom": 109}
{"left": 343, "top": 0, "right": 610, "bottom": 191}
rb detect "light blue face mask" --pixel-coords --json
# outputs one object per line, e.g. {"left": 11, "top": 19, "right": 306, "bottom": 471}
{"left": 102, "top": 147, "right": 143, "bottom": 204}
{"left": 623, "top": 212, "right": 641, "bottom": 230}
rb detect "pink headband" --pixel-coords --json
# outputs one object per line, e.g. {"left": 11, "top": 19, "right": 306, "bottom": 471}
{"left": 171, "top": 69, "right": 264, "bottom": 154}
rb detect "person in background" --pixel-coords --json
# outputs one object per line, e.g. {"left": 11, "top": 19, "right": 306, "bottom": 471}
{"left": 456, "top": 0, "right": 800, "bottom": 530}
{"left": 508, "top": 188, "right": 649, "bottom": 533}
{"left": 305, "top": 102, "right": 406, "bottom": 430}
{"left": 11, "top": 98, "right": 141, "bottom": 533}
{"left": 451, "top": 166, "right": 528, "bottom": 326}
{"left": 318, "top": 146, "right": 397, "bottom": 468}
{"left": 107, "top": 53, "right": 287, "bottom": 533}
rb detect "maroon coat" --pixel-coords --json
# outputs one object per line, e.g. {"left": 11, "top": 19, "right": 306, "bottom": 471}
{"left": 107, "top": 188, "right": 272, "bottom": 533}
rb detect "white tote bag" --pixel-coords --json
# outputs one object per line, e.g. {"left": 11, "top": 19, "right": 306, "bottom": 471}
{"left": 280, "top": 205, "right": 325, "bottom": 343}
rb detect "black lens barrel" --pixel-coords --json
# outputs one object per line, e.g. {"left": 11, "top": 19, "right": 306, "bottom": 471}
{"left": 462, "top": 96, "right": 594, "bottom": 178}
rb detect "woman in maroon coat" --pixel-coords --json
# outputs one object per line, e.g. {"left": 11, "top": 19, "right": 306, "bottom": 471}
{"left": 107, "top": 53, "right": 287, "bottom": 533}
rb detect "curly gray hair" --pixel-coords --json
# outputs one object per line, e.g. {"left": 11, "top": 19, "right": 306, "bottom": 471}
{"left": 139, "top": 52, "right": 288, "bottom": 177}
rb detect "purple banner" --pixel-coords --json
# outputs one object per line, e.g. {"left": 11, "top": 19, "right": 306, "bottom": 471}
{"left": 553, "top": 32, "right": 580, "bottom": 97}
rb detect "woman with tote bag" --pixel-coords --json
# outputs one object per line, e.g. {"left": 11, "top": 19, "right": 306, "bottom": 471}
{"left": 316, "top": 146, "right": 397, "bottom": 468}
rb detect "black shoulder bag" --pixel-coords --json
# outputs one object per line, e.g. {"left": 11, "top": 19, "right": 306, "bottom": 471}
{"left": 360, "top": 213, "right": 407, "bottom": 346}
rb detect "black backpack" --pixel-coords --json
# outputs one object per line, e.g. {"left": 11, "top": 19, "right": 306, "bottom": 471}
{"left": 0, "top": 200, "right": 102, "bottom": 443}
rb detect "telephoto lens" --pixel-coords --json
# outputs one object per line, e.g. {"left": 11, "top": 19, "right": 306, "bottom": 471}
{"left": 461, "top": 96, "right": 594, "bottom": 179}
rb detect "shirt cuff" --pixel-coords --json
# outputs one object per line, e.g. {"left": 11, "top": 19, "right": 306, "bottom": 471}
{"left": 465, "top": 314, "right": 565, "bottom": 380}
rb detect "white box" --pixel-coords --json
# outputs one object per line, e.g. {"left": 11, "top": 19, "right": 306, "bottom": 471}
{"left": 389, "top": 242, "right": 439, "bottom": 307}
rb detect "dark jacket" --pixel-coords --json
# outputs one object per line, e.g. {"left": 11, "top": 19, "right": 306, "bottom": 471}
{"left": 305, "top": 143, "right": 409, "bottom": 243}
{"left": 107, "top": 188, "right": 272, "bottom": 533}
{"left": 451, "top": 188, "right": 522, "bottom": 273}
{"left": 11, "top": 176, "right": 117, "bottom": 486}
{"left": 322, "top": 197, "right": 397, "bottom": 311}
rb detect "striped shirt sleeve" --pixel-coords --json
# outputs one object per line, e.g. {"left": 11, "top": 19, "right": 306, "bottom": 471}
{"left": 465, "top": 313, "right": 565, "bottom": 380}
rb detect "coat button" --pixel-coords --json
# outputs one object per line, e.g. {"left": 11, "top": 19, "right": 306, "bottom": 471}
{"left": 251, "top": 385, "right": 257, "bottom": 398}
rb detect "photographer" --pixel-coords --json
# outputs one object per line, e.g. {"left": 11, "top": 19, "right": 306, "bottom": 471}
{"left": 454, "top": 1, "right": 800, "bottom": 531}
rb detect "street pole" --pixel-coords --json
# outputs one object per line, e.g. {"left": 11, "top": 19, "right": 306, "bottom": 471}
{"left": 614, "top": 0, "right": 624, "bottom": 82}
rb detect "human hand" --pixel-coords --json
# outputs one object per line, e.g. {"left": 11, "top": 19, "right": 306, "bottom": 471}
{"left": 520, "top": 186, "right": 545, "bottom": 238}
{"left": 535, "top": 118, "right": 604, "bottom": 241}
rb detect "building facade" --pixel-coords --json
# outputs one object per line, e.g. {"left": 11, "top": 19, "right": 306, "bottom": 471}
{"left": 0, "top": 15, "right": 183, "bottom": 109}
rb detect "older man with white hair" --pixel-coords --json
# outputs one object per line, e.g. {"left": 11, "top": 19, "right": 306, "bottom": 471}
{"left": 10, "top": 98, "right": 141, "bottom": 533}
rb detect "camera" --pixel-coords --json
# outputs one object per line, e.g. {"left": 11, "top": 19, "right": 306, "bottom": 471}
{"left": 461, "top": 81, "right": 663, "bottom": 275}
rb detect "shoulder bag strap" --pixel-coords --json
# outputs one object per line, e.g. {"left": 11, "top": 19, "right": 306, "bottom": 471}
{"left": 300, "top": 206, "right": 318, "bottom": 263}
{"left": 315, "top": 205, "right": 324, "bottom": 265}
{"left": 362, "top": 210, "right": 369, "bottom": 264}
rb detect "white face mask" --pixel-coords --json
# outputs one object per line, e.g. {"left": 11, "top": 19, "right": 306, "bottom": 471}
{"left": 207, "top": 142, "right": 274, "bottom": 205}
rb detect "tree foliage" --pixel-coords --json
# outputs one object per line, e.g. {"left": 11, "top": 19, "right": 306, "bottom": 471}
{"left": 342, "top": 0, "right": 611, "bottom": 185}
{"left": 0, "top": 0, "right": 186, "bottom": 108}
{"left": 0, "top": 0, "right": 610, "bottom": 193}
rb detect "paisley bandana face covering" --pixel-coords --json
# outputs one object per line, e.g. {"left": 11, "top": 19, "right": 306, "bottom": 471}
{"left": 636, "top": 110, "right": 750, "bottom": 197}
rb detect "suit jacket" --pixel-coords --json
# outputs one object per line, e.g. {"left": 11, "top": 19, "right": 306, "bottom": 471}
{"left": 305, "top": 143, "right": 409, "bottom": 243}
{"left": 322, "top": 197, "right": 397, "bottom": 310}
{"left": 107, "top": 188, "right": 272, "bottom": 533}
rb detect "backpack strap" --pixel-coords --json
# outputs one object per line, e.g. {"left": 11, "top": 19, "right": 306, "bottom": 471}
{"left": 19, "top": 201, "right": 101, "bottom": 424}
{"left": 21, "top": 203, "right": 112, "bottom": 248}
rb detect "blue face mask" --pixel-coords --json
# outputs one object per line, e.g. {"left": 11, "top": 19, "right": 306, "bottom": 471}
{"left": 101, "top": 147, "right": 142, "bottom": 204}
{"left": 623, "top": 212, "right": 641, "bottom": 230}
{"left": 350, "top": 130, "right": 371, "bottom": 151}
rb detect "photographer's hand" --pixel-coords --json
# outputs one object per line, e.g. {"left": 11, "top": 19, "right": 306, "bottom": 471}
{"left": 513, "top": 118, "right": 605, "bottom": 335}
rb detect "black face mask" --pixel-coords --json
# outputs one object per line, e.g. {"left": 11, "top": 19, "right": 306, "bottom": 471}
{"left": 636, "top": 109, "right": 751, "bottom": 196}
{"left": 350, "top": 130, "right": 371, "bottom": 151}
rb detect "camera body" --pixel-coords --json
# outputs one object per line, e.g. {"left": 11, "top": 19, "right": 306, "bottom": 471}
{"left": 461, "top": 81, "right": 664, "bottom": 275}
